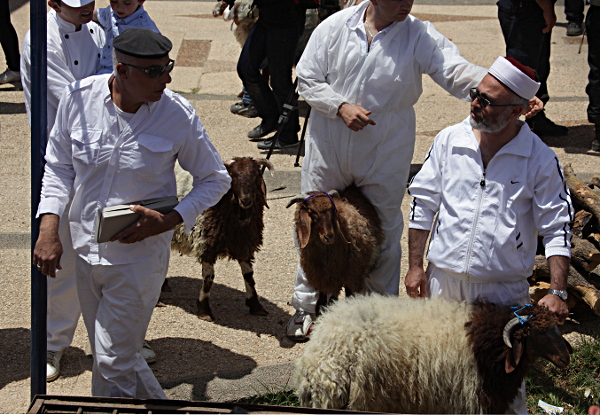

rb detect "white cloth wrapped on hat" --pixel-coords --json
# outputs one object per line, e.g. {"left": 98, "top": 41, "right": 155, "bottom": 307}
{"left": 488, "top": 56, "right": 540, "bottom": 100}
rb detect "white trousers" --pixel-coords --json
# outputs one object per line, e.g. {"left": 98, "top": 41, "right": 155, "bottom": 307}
{"left": 427, "top": 263, "right": 529, "bottom": 415}
{"left": 291, "top": 130, "right": 414, "bottom": 313}
{"left": 47, "top": 209, "right": 80, "bottom": 352}
{"left": 75, "top": 251, "right": 168, "bottom": 399}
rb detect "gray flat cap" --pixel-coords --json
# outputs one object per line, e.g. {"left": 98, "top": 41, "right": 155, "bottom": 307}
{"left": 113, "top": 28, "right": 172, "bottom": 59}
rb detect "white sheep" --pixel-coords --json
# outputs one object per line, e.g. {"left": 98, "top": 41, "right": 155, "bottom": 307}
{"left": 294, "top": 294, "right": 573, "bottom": 413}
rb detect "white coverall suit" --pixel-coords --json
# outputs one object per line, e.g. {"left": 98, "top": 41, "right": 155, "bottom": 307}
{"left": 292, "top": 1, "right": 487, "bottom": 312}
{"left": 21, "top": 10, "right": 105, "bottom": 353}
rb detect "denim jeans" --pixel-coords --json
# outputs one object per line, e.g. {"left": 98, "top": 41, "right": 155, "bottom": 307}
{"left": 497, "top": 0, "right": 554, "bottom": 103}
{"left": 0, "top": 0, "right": 20, "bottom": 71}
{"left": 237, "top": 21, "right": 300, "bottom": 142}
{"left": 587, "top": 5, "right": 600, "bottom": 124}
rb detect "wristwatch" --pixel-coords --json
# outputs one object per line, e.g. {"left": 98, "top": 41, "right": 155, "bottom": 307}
{"left": 548, "top": 289, "right": 568, "bottom": 301}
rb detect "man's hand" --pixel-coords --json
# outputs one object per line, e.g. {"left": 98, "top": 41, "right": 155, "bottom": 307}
{"left": 111, "top": 206, "right": 183, "bottom": 244}
{"left": 538, "top": 293, "right": 569, "bottom": 322}
{"left": 33, "top": 214, "right": 63, "bottom": 278}
{"left": 535, "top": 0, "right": 557, "bottom": 32}
{"left": 337, "top": 103, "right": 376, "bottom": 131}
{"left": 405, "top": 267, "right": 427, "bottom": 298}
{"left": 524, "top": 96, "right": 544, "bottom": 118}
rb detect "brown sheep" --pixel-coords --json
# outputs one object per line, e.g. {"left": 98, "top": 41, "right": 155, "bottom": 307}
{"left": 171, "top": 157, "right": 273, "bottom": 321}
{"left": 287, "top": 185, "right": 383, "bottom": 315}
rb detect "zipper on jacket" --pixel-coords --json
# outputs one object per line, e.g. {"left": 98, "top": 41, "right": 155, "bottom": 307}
{"left": 464, "top": 170, "right": 486, "bottom": 274}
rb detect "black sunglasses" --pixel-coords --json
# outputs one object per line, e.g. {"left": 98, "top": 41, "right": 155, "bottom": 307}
{"left": 120, "top": 59, "right": 175, "bottom": 78}
{"left": 469, "top": 88, "right": 516, "bottom": 108}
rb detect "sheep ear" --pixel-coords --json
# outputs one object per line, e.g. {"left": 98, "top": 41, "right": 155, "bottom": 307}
{"left": 505, "top": 339, "right": 523, "bottom": 373}
{"left": 297, "top": 210, "right": 312, "bottom": 249}
{"left": 261, "top": 177, "right": 269, "bottom": 209}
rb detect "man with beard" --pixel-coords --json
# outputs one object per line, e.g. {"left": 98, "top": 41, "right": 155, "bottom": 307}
{"left": 404, "top": 56, "right": 572, "bottom": 413}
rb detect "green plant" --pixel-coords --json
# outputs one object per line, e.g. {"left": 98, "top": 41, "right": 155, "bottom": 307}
{"left": 232, "top": 379, "right": 299, "bottom": 407}
{"left": 527, "top": 334, "right": 600, "bottom": 414}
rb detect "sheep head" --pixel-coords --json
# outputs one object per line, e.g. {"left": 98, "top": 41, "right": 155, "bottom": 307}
{"left": 223, "top": 157, "right": 274, "bottom": 222}
{"left": 502, "top": 305, "right": 572, "bottom": 373}
{"left": 287, "top": 191, "right": 348, "bottom": 249}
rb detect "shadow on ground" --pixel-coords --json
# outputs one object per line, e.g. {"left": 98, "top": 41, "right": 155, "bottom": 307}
{"left": 159, "top": 276, "right": 296, "bottom": 349}
{"left": 541, "top": 123, "right": 600, "bottom": 156}
{"left": 0, "top": 101, "right": 26, "bottom": 114}
{"left": 149, "top": 337, "right": 258, "bottom": 401}
{"left": 0, "top": 328, "right": 88, "bottom": 390}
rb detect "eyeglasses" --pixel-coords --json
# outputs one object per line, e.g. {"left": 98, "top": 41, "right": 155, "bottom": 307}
{"left": 469, "top": 88, "right": 515, "bottom": 108}
{"left": 120, "top": 59, "right": 175, "bottom": 78}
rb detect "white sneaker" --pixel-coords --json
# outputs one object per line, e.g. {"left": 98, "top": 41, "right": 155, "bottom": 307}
{"left": 0, "top": 69, "right": 20, "bottom": 84}
{"left": 139, "top": 341, "right": 156, "bottom": 364}
{"left": 46, "top": 350, "right": 63, "bottom": 382}
{"left": 286, "top": 310, "right": 316, "bottom": 343}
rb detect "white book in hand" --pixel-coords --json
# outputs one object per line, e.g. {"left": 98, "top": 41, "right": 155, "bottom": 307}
{"left": 95, "top": 196, "right": 179, "bottom": 243}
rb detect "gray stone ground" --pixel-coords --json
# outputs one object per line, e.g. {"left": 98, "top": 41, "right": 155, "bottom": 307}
{"left": 1, "top": 1, "right": 599, "bottom": 413}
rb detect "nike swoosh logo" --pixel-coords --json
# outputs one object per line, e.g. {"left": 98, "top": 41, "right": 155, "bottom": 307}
{"left": 511, "top": 180, "right": 520, "bottom": 184}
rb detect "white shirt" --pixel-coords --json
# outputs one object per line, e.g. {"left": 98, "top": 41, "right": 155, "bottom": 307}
{"left": 21, "top": 9, "right": 105, "bottom": 136}
{"left": 38, "top": 74, "right": 231, "bottom": 266}
{"left": 408, "top": 118, "right": 572, "bottom": 282}
{"left": 96, "top": 5, "right": 160, "bottom": 74}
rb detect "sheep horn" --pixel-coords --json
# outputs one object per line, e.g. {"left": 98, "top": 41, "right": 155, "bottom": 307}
{"left": 224, "top": 159, "right": 235, "bottom": 167}
{"left": 287, "top": 193, "right": 310, "bottom": 209}
{"left": 254, "top": 158, "right": 275, "bottom": 176}
{"left": 328, "top": 190, "right": 341, "bottom": 199}
{"left": 502, "top": 317, "right": 522, "bottom": 348}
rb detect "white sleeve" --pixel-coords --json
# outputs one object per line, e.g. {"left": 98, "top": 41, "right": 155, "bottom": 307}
{"left": 173, "top": 116, "right": 231, "bottom": 232}
{"left": 296, "top": 22, "right": 347, "bottom": 119}
{"left": 407, "top": 134, "right": 445, "bottom": 231}
{"left": 418, "top": 21, "right": 487, "bottom": 101}
{"left": 533, "top": 155, "right": 573, "bottom": 258}
{"left": 37, "top": 90, "right": 76, "bottom": 218}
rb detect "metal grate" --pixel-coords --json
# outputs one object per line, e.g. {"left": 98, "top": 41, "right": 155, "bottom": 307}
{"left": 28, "top": 395, "right": 374, "bottom": 414}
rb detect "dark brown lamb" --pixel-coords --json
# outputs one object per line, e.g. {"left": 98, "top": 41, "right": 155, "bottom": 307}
{"left": 287, "top": 185, "right": 383, "bottom": 315}
{"left": 171, "top": 157, "right": 273, "bottom": 321}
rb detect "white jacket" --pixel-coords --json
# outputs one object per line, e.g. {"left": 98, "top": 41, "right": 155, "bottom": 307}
{"left": 408, "top": 118, "right": 572, "bottom": 282}
{"left": 21, "top": 10, "right": 105, "bottom": 136}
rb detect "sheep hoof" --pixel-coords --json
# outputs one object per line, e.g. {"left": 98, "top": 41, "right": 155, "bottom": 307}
{"left": 246, "top": 298, "right": 269, "bottom": 316}
{"left": 197, "top": 300, "right": 214, "bottom": 322}
{"left": 198, "top": 313, "right": 214, "bottom": 322}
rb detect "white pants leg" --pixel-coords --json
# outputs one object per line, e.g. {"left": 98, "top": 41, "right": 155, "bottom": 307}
{"left": 427, "top": 263, "right": 529, "bottom": 415}
{"left": 75, "top": 251, "right": 168, "bottom": 399}
{"left": 47, "top": 210, "right": 81, "bottom": 352}
{"left": 290, "top": 131, "right": 412, "bottom": 313}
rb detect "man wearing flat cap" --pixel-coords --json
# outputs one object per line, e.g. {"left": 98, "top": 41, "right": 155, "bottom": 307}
{"left": 405, "top": 56, "right": 572, "bottom": 413}
{"left": 33, "top": 28, "right": 231, "bottom": 398}
{"left": 21, "top": 0, "right": 105, "bottom": 382}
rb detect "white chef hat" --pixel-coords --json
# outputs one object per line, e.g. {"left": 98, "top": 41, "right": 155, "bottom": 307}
{"left": 488, "top": 56, "right": 540, "bottom": 100}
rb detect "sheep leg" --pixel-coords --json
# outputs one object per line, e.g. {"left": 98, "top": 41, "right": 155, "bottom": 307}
{"left": 240, "top": 261, "right": 268, "bottom": 316}
{"left": 197, "top": 262, "right": 215, "bottom": 322}
{"left": 315, "top": 292, "right": 328, "bottom": 317}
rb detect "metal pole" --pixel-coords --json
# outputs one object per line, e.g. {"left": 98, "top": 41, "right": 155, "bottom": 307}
{"left": 30, "top": 0, "right": 48, "bottom": 401}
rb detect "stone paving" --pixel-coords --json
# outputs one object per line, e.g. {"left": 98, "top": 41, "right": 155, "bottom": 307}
{"left": 1, "top": 0, "right": 598, "bottom": 413}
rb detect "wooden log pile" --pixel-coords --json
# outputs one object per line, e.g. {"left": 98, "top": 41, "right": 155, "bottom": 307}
{"left": 529, "top": 164, "right": 600, "bottom": 316}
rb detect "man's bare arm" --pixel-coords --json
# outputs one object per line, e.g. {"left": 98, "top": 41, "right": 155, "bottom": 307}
{"left": 534, "top": 0, "right": 557, "bottom": 32}
{"left": 537, "top": 255, "right": 569, "bottom": 321}
{"left": 405, "top": 228, "right": 430, "bottom": 298}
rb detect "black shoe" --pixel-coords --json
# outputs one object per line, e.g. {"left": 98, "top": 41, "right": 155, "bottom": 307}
{"left": 248, "top": 123, "right": 277, "bottom": 139}
{"left": 566, "top": 21, "right": 583, "bottom": 37}
{"left": 527, "top": 114, "right": 568, "bottom": 137}
{"left": 230, "top": 101, "right": 258, "bottom": 118}
{"left": 257, "top": 138, "right": 299, "bottom": 150}
{"left": 592, "top": 139, "right": 600, "bottom": 152}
